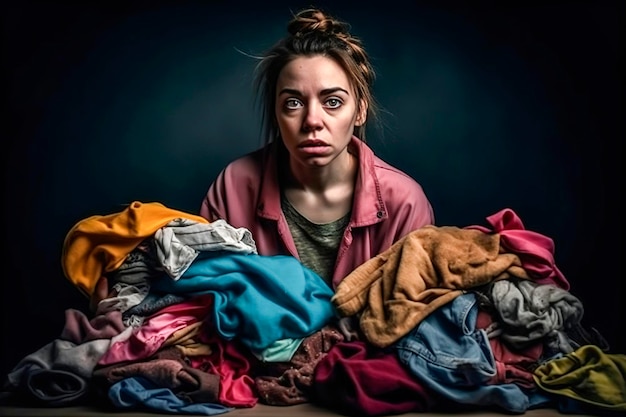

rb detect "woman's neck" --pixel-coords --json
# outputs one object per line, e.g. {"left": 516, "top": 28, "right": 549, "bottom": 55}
{"left": 282, "top": 148, "right": 357, "bottom": 223}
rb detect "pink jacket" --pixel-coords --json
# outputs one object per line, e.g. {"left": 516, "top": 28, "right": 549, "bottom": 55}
{"left": 200, "top": 137, "right": 435, "bottom": 290}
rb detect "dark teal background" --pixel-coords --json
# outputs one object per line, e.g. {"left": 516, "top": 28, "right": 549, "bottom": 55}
{"left": 3, "top": 1, "right": 623, "bottom": 376}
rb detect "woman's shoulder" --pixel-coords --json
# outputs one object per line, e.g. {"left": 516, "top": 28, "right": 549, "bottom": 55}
{"left": 370, "top": 154, "right": 433, "bottom": 220}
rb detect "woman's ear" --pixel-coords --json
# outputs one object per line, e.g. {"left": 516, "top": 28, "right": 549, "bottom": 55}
{"left": 355, "top": 99, "right": 368, "bottom": 126}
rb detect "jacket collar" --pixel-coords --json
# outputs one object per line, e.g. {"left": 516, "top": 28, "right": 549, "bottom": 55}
{"left": 256, "top": 137, "right": 387, "bottom": 226}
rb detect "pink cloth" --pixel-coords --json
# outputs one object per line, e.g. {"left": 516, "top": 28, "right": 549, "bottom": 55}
{"left": 98, "top": 294, "right": 213, "bottom": 366}
{"left": 466, "top": 208, "right": 569, "bottom": 290}
{"left": 191, "top": 330, "right": 258, "bottom": 408}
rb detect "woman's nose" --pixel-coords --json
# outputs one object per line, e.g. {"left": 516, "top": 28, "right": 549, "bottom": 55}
{"left": 302, "top": 105, "right": 323, "bottom": 132}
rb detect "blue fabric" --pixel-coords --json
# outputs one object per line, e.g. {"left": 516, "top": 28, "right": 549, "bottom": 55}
{"left": 394, "top": 292, "right": 549, "bottom": 413}
{"left": 151, "top": 251, "right": 336, "bottom": 350}
{"left": 108, "top": 376, "right": 231, "bottom": 415}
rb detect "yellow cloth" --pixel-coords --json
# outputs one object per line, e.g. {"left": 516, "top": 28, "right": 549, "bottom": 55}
{"left": 61, "top": 201, "right": 209, "bottom": 297}
{"left": 331, "top": 225, "right": 528, "bottom": 347}
{"left": 534, "top": 344, "right": 626, "bottom": 411}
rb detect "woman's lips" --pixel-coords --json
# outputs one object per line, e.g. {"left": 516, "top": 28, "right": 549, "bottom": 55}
{"left": 298, "top": 139, "right": 331, "bottom": 155}
{"left": 299, "top": 139, "right": 329, "bottom": 147}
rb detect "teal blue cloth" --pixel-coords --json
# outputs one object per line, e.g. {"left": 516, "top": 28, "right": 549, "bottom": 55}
{"left": 250, "top": 337, "right": 304, "bottom": 362}
{"left": 151, "top": 251, "right": 336, "bottom": 350}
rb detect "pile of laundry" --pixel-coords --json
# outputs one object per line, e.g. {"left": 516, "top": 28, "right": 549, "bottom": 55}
{"left": 2, "top": 201, "right": 624, "bottom": 416}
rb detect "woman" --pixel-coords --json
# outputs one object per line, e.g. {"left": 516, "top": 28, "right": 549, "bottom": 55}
{"left": 199, "top": 7, "right": 434, "bottom": 290}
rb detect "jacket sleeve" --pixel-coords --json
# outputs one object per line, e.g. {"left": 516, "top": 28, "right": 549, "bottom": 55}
{"left": 199, "top": 168, "right": 228, "bottom": 222}
{"left": 389, "top": 181, "right": 436, "bottom": 243}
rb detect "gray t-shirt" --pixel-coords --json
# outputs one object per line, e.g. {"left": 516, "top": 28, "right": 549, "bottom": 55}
{"left": 281, "top": 195, "right": 350, "bottom": 287}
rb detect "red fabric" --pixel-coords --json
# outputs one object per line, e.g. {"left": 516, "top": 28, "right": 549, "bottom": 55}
{"left": 312, "top": 341, "right": 439, "bottom": 416}
{"left": 466, "top": 208, "right": 569, "bottom": 290}
{"left": 191, "top": 328, "right": 258, "bottom": 408}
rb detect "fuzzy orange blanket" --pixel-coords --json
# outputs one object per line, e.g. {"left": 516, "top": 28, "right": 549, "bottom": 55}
{"left": 332, "top": 225, "right": 529, "bottom": 347}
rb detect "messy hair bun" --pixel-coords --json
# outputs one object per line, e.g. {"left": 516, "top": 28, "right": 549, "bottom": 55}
{"left": 286, "top": 8, "right": 371, "bottom": 79}
{"left": 287, "top": 8, "right": 349, "bottom": 37}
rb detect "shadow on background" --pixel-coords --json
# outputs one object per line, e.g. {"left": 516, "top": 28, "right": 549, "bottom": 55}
{"left": 2, "top": 0, "right": 623, "bottom": 376}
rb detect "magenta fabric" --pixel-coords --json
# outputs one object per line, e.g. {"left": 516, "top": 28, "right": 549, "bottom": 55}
{"left": 190, "top": 328, "right": 258, "bottom": 408}
{"left": 312, "top": 341, "right": 439, "bottom": 416}
{"left": 200, "top": 137, "right": 434, "bottom": 290}
{"left": 466, "top": 208, "right": 569, "bottom": 290}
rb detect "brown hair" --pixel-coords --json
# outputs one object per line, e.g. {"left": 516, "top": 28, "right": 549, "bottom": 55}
{"left": 253, "top": 7, "right": 379, "bottom": 144}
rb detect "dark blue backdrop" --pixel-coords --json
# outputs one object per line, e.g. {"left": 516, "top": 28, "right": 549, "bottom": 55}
{"left": 2, "top": 1, "right": 623, "bottom": 376}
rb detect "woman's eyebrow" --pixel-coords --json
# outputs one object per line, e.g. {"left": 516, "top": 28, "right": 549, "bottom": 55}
{"left": 320, "top": 87, "right": 349, "bottom": 96}
{"left": 277, "top": 87, "right": 350, "bottom": 96}
{"left": 278, "top": 88, "right": 302, "bottom": 96}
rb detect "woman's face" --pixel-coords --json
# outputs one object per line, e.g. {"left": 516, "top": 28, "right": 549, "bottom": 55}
{"left": 275, "top": 55, "right": 366, "bottom": 168}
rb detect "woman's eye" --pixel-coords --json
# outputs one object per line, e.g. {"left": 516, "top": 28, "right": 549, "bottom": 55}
{"left": 285, "top": 99, "right": 302, "bottom": 109}
{"left": 325, "top": 98, "right": 342, "bottom": 109}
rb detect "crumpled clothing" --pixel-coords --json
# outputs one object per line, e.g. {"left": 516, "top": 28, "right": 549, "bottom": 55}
{"left": 108, "top": 376, "right": 231, "bottom": 415}
{"left": 61, "top": 201, "right": 209, "bottom": 297}
{"left": 489, "top": 278, "right": 583, "bottom": 353}
{"left": 332, "top": 225, "right": 528, "bottom": 347}
{"left": 533, "top": 344, "right": 626, "bottom": 411}
{"left": 96, "top": 282, "right": 150, "bottom": 316}
{"left": 154, "top": 218, "right": 257, "bottom": 280}
{"left": 254, "top": 325, "right": 345, "bottom": 405}
{"left": 466, "top": 208, "right": 569, "bottom": 290}
{"left": 107, "top": 239, "right": 160, "bottom": 285}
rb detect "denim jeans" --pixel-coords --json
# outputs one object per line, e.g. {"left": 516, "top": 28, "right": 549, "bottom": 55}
{"left": 394, "top": 292, "right": 549, "bottom": 413}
